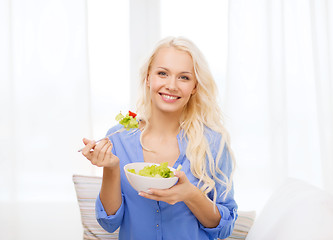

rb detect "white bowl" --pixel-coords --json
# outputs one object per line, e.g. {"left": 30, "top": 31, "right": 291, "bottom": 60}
{"left": 124, "top": 162, "right": 178, "bottom": 193}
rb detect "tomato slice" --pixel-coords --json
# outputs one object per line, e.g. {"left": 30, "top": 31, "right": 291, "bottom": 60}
{"left": 128, "top": 111, "right": 137, "bottom": 118}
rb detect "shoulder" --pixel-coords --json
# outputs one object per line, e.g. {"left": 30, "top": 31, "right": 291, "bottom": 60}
{"left": 105, "top": 124, "right": 123, "bottom": 137}
{"left": 204, "top": 126, "right": 234, "bottom": 177}
{"left": 106, "top": 124, "right": 140, "bottom": 145}
{"left": 204, "top": 126, "right": 223, "bottom": 147}
{"left": 203, "top": 126, "right": 231, "bottom": 163}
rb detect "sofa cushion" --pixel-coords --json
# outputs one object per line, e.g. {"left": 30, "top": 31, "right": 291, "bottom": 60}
{"left": 73, "top": 174, "right": 119, "bottom": 239}
{"left": 73, "top": 174, "right": 255, "bottom": 240}
{"left": 246, "top": 178, "right": 333, "bottom": 240}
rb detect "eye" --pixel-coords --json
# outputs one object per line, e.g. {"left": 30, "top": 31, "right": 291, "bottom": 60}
{"left": 180, "top": 75, "right": 190, "bottom": 80}
{"left": 158, "top": 71, "right": 167, "bottom": 77}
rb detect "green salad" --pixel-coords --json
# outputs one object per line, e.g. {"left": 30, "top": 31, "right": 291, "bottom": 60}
{"left": 128, "top": 162, "right": 182, "bottom": 178}
{"left": 115, "top": 111, "right": 139, "bottom": 130}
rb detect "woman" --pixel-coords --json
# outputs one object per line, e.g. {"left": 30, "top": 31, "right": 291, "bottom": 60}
{"left": 81, "top": 36, "right": 238, "bottom": 240}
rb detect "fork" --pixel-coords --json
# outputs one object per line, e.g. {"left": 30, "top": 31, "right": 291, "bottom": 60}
{"left": 77, "top": 128, "right": 126, "bottom": 152}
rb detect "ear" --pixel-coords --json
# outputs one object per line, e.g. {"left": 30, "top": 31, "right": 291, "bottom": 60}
{"left": 146, "top": 75, "right": 150, "bottom": 87}
{"left": 191, "top": 83, "right": 197, "bottom": 95}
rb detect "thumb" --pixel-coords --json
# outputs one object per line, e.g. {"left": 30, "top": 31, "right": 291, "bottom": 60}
{"left": 175, "top": 171, "right": 186, "bottom": 182}
{"left": 82, "top": 138, "right": 92, "bottom": 145}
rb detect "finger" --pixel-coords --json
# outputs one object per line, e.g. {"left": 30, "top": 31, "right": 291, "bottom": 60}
{"left": 138, "top": 191, "right": 177, "bottom": 205}
{"left": 105, "top": 142, "right": 114, "bottom": 159}
{"left": 91, "top": 139, "right": 109, "bottom": 164}
{"left": 94, "top": 138, "right": 109, "bottom": 151}
{"left": 175, "top": 170, "right": 185, "bottom": 178}
{"left": 145, "top": 188, "right": 174, "bottom": 197}
{"left": 81, "top": 140, "right": 96, "bottom": 159}
{"left": 97, "top": 140, "right": 111, "bottom": 163}
{"left": 175, "top": 171, "right": 188, "bottom": 183}
{"left": 138, "top": 191, "right": 162, "bottom": 201}
{"left": 82, "top": 138, "right": 91, "bottom": 145}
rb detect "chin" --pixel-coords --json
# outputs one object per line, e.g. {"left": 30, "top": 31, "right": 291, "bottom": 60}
{"left": 154, "top": 104, "right": 183, "bottom": 115}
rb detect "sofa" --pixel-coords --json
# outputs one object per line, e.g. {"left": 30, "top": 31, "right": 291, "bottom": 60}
{"left": 73, "top": 175, "right": 333, "bottom": 240}
{"left": 245, "top": 178, "right": 333, "bottom": 240}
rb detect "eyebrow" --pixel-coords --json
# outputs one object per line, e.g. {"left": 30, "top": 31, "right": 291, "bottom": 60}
{"left": 157, "top": 67, "right": 193, "bottom": 75}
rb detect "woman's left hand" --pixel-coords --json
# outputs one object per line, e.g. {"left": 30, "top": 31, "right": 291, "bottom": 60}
{"left": 138, "top": 171, "right": 198, "bottom": 205}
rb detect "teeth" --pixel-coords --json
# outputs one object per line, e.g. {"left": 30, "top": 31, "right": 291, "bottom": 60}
{"left": 162, "top": 94, "right": 178, "bottom": 100}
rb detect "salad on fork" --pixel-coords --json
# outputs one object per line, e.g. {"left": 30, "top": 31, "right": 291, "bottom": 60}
{"left": 78, "top": 110, "right": 139, "bottom": 152}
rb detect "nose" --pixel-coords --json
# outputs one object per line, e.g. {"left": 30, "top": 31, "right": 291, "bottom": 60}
{"left": 165, "top": 76, "right": 178, "bottom": 91}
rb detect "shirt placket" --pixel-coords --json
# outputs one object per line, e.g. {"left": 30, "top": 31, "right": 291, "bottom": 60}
{"left": 155, "top": 201, "right": 162, "bottom": 240}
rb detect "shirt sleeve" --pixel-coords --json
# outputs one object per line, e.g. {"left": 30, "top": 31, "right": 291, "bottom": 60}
{"left": 95, "top": 193, "right": 125, "bottom": 233}
{"left": 95, "top": 125, "right": 125, "bottom": 233}
{"left": 199, "top": 187, "right": 238, "bottom": 239}
{"left": 199, "top": 131, "right": 238, "bottom": 239}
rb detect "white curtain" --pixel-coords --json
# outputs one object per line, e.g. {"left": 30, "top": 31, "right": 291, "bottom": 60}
{"left": 0, "top": 0, "right": 154, "bottom": 239}
{"left": 0, "top": 0, "right": 91, "bottom": 238}
{"left": 226, "top": 0, "right": 333, "bottom": 212}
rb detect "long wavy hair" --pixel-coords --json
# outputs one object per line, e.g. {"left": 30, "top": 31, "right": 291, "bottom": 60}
{"left": 136, "top": 36, "right": 235, "bottom": 203}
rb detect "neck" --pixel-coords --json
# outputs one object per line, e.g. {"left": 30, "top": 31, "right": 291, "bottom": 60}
{"left": 147, "top": 110, "right": 181, "bottom": 137}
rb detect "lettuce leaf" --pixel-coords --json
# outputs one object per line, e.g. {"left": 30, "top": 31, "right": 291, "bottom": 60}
{"left": 127, "top": 162, "right": 175, "bottom": 178}
{"left": 116, "top": 111, "right": 139, "bottom": 130}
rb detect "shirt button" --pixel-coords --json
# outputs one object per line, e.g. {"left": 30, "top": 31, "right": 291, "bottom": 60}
{"left": 156, "top": 224, "right": 159, "bottom": 227}
{"left": 156, "top": 209, "right": 159, "bottom": 213}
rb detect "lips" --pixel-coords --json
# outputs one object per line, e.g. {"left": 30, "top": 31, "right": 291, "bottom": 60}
{"left": 159, "top": 93, "right": 180, "bottom": 102}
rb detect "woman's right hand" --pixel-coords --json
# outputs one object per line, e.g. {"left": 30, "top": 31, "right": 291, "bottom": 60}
{"left": 81, "top": 138, "right": 119, "bottom": 169}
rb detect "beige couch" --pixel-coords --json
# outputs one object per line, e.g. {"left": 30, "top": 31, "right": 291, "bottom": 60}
{"left": 73, "top": 174, "right": 255, "bottom": 240}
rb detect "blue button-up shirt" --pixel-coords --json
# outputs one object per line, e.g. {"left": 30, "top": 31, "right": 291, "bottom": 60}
{"left": 96, "top": 124, "right": 238, "bottom": 240}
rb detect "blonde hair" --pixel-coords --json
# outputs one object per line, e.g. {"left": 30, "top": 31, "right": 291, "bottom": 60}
{"left": 136, "top": 36, "right": 235, "bottom": 203}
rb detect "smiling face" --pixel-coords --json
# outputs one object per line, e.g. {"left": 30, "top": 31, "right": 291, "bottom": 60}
{"left": 147, "top": 47, "right": 197, "bottom": 117}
